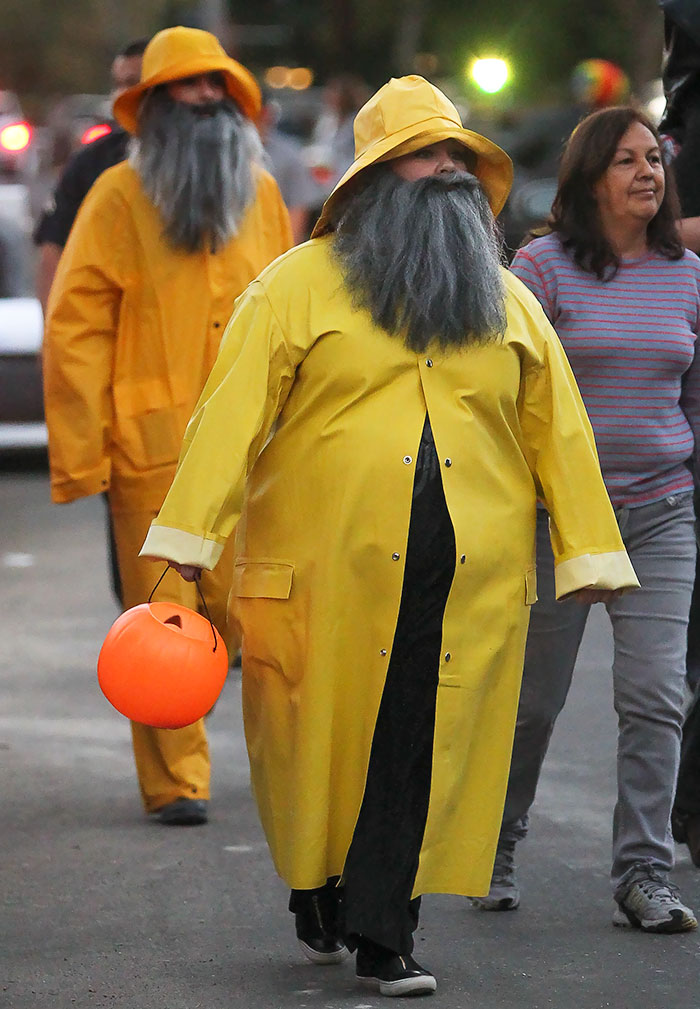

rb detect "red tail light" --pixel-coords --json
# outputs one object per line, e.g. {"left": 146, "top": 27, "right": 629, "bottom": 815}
{"left": 81, "top": 123, "right": 112, "bottom": 145}
{"left": 0, "top": 121, "right": 32, "bottom": 152}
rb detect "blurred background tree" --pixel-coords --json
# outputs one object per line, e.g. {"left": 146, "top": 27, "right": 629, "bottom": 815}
{"left": 224, "top": 0, "right": 663, "bottom": 95}
{"left": 0, "top": 0, "right": 664, "bottom": 119}
{"left": 0, "top": 0, "right": 162, "bottom": 117}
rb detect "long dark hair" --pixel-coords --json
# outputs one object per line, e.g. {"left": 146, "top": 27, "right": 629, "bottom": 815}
{"left": 548, "top": 106, "right": 683, "bottom": 279}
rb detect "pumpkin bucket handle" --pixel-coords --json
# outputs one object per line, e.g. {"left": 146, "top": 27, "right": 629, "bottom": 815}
{"left": 149, "top": 565, "right": 220, "bottom": 653}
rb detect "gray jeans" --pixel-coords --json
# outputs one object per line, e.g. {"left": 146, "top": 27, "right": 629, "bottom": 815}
{"left": 500, "top": 493, "right": 696, "bottom": 893}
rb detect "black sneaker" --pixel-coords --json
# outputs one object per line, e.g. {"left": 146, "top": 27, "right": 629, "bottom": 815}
{"left": 356, "top": 947, "right": 437, "bottom": 997}
{"left": 295, "top": 894, "right": 348, "bottom": 965}
{"left": 156, "top": 798, "right": 208, "bottom": 825}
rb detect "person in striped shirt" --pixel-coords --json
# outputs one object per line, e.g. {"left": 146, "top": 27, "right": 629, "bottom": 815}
{"left": 472, "top": 106, "right": 700, "bottom": 933}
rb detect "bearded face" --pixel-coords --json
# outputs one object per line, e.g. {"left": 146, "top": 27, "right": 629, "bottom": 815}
{"left": 331, "top": 168, "right": 507, "bottom": 352}
{"left": 129, "top": 87, "right": 265, "bottom": 253}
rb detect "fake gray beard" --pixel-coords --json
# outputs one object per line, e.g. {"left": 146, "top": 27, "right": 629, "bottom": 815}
{"left": 130, "top": 90, "right": 264, "bottom": 253}
{"left": 331, "top": 169, "right": 507, "bottom": 352}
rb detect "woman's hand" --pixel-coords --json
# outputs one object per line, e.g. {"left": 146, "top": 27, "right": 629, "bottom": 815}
{"left": 167, "top": 560, "right": 202, "bottom": 582}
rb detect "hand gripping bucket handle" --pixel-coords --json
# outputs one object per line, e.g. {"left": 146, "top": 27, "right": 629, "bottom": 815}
{"left": 148, "top": 565, "right": 220, "bottom": 653}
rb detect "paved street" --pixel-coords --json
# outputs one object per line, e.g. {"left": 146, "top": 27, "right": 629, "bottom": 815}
{"left": 2, "top": 459, "right": 700, "bottom": 1009}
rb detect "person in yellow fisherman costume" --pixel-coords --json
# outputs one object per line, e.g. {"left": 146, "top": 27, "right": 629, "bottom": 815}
{"left": 42, "top": 26, "right": 292, "bottom": 826}
{"left": 141, "top": 75, "right": 638, "bottom": 994}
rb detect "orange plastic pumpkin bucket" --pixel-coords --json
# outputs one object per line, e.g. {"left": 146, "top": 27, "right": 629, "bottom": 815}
{"left": 97, "top": 601, "right": 229, "bottom": 729}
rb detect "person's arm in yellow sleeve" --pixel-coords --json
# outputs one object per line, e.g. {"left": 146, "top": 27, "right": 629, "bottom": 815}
{"left": 140, "top": 279, "right": 300, "bottom": 570}
{"left": 515, "top": 302, "right": 639, "bottom": 601}
{"left": 42, "top": 179, "right": 124, "bottom": 504}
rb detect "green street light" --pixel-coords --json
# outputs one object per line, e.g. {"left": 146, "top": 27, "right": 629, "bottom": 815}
{"left": 470, "top": 58, "right": 509, "bottom": 94}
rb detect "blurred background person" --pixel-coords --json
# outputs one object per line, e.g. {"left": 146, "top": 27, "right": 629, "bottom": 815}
{"left": 501, "top": 58, "right": 630, "bottom": 254}
{"left": 473, "top": 106, "right": 700, "bottom": 933}
{"left": 511, "top": 59, "right": 631, "bottom": 180}
{"left": 658, "top": 0, "right": 700, "bottom": 869}
{"left": 659, "top": 0, "right": 700, "bottom": 237}
{"left": 258, "top": 86, "right": 319, "bottom": 244}
{"left": 33, "top": 37, "right": 148, "bottom": 609}
{"left": 42, "top": 26, "right": 292, "bottom": 828}
{"left": 34, "top": 38, "right": 148, "bottom": 313}
{"left": 305, "top": 73, "right": 370, "bottom": 209}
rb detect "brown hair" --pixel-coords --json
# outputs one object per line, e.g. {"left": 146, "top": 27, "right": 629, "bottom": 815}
{"left": 546, "top": 106, "right": 683, "bottom": 279}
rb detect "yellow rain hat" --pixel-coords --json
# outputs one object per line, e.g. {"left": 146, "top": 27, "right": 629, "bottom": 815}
{"left": 113, "top": 26, "right": 261, "bottom": 134}
{"left": 312, "top": 75, "right": 513, "bottom": 237}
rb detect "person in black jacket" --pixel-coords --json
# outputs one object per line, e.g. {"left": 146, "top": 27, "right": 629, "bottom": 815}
{"left": 35, "top": 38, "right": 148, "bottom": 311}
{"left": 34, "top": 38, "right": 148, "bottom": 609}
{"left": 659, "top": 0, "right": 700, "bottom": 868}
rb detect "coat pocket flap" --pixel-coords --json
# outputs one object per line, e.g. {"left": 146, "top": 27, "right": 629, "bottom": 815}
{"left": 233, "top": 560, "right": 294, "bottom": 599}
{"left": 525, "top": 567, "right": 538, "bottom": 605}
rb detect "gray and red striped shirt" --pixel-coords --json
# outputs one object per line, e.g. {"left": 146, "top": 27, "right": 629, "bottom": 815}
{"left": 511, "top": 233, "right": 700, "bottom": 507}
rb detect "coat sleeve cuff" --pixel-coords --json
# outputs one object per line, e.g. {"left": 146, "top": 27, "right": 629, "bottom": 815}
{"left": 554, "top": 551, "right": 640, "bottom": 599}
{"left": 50, "top": 462, "right": 111, "bottom": 503}
{"left": 140, "top": 524, "right": 225, "bottom": 570}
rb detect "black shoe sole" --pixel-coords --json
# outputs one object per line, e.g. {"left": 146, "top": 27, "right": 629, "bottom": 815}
{"left": 158, "top": 814, "right": 208, "bottom": 825}
{"left": 298, "top": 937, "right": 348, "bottom": 965}
{"left": 357, "top": 973, "right": 437, "bottom": 996}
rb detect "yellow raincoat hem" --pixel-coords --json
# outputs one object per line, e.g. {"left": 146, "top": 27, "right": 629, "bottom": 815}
{"left": 50, "top": 464, "right": 111, "bottom": 503}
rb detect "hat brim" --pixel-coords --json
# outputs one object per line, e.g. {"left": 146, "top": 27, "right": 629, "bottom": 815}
{"left": 113, "top": 56, "right": 261, "bottom": 133}
{"left": 311, "top": 120, "right": 513, "bottom": 238}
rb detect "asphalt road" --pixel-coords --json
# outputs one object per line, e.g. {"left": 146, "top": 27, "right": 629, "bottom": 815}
{"left": 2, "top": 459, "right": 700, "bottom": 1009}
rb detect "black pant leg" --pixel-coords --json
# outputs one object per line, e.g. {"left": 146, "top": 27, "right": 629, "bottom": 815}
{"left": 675, "top": 686, "right": 700, "bottom": 818}
{"left": 340, "top": 416, "right": 455, "bottom": 955}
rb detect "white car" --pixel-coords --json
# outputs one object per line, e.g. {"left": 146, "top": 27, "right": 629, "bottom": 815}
{"left": 0, "top": 185, "right": 45, "bottom": 452}
{"left": 0, "top": 89, "right": 36, "bottom": 180}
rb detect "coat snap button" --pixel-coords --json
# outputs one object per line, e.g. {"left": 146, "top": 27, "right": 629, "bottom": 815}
{"left": 392, "top": 552, "right": 400, "bottom": 561}
{"left": 444, "top": 458, "right": 452, "bottom": 467}
{"left": 460, "top": 554, "right": 466, "bottom": 564}
{"left": 380, "top": 648, "right": 387, "bottom": 656}
{"left": 403, "top": 455, "right": 413, "bottom": 464}
{"left": 444, "top": 652, "right": 451, "bottom": 662}
{"left": 426, "top": 358, "right": 433, "bottom": 367}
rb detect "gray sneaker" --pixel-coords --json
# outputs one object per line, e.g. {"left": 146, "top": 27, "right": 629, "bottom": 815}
{"left": 469, "top": 841, "right": 520, "bottom": 911}
{"left": 613, "top": 869, "right": 697, "bottom": 933}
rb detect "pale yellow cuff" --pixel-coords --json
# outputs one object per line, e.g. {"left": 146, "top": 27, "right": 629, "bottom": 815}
{"left": 139, "top": 524, "right": 224, "bottom": 570}
{"left": 554, "top": 550, "right": 639, "bottom": 600}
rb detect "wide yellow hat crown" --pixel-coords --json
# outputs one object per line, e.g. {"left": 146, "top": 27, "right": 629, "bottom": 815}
{"left": 312, "top": 75, "right": 513, "bottom": 237}
{"left": 354, "top": 75, "right": 464, "bottom": 158}
{"left": 113, "top": 26, "right": 261, "bottom": 133}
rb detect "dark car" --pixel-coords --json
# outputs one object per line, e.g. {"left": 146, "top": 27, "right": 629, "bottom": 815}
{"left": 45, "top": 93, "right": 113, "bottom": 169}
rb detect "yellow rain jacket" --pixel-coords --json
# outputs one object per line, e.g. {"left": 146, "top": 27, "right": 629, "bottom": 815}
{"left": 142, "top": 239, "right": 638, "bottom": 897}
{"left": 43, "top": 160, "right": 293, "bottom": 512}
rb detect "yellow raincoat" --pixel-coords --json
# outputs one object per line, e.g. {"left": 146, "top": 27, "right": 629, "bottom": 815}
{"left": 43, "top": 160, "right": 292, "bottom": 512}
{"left": 43, "top": 159, "right": 292, "bottom": 811}
{"left": 142, "top": 239, "right": 638, "bottom": 896}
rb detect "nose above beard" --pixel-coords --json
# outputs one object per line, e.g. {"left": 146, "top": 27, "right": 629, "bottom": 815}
{"left": 422, "top": 170, "right": 480, "bottom": 193}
